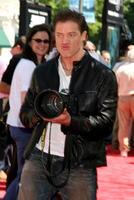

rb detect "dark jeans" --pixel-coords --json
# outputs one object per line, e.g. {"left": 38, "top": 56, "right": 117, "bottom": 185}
{"left": 6, "top": 142, "right": 18, "bottom": 188}
{"left": 18, "top": 148, "right": 97, "bottom": 200}
{"left": 3, "top": 126, "right": 32, "bottom": 200}
{"left": 9, "top": 126, "right": 32, "bottom": 173}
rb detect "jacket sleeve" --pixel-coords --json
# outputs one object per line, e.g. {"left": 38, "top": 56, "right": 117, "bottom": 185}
{"left": 62, "top": 70, "right": 118, "bottom": 140}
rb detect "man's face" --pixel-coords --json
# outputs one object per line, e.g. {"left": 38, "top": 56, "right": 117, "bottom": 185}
{"left": 55, "top": 21, "right": 86, "bottom": 59}
{"left": 102, "top": 53, "right": 111, "bottom": 65}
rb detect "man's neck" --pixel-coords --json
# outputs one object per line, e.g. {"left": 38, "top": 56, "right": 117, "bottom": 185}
{"left": 60, "top": 49, "right": 85, "bottom": 74}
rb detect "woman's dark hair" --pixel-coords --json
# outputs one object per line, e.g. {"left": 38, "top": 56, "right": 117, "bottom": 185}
{"left": 22, "top": 24, "right": 51, "bottom": 65}
{"left": 53, "top": 9, "right": 89, "bottom": 37}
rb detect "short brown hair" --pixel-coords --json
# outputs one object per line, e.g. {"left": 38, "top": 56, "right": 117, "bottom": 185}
{"left": 53, "top": 9, "right": 89, "bottom": 36}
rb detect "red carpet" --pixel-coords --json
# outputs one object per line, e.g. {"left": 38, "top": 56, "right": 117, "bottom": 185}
{"left": 0, "top": 145, "right": 134, "bottom": 200}
{"left": 97, "top": 145, "right": 134, "bottom": 200}
{"left": 0, "top": 179, "right": 6, "bottom": 200}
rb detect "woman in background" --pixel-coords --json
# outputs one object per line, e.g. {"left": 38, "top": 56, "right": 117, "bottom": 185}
{"left": 3, "top": 23, "right": 51, "bottom": 200}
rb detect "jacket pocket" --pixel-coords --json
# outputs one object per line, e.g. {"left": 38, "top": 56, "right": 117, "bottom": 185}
{"left": 69, "top": 135, "right": 103, "bottom": 164}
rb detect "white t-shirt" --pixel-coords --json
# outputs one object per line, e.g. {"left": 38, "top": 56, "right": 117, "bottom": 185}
{"left": 36, "top": 58, "right": 71, "bottom": 157}
{"left": 116, "top": 62, "right": 134, "bottom": 96}
{"left": 7, "top": 58, "right": 36, "bottom": 127}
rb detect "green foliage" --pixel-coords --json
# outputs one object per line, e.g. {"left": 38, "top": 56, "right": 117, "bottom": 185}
{"left": 39, "top": 0, "right": 105, "bottom": 45}
{"left": 88, "top": 22, "right": 102, "bottom": 46}
{"left": 95, "top": 0, "right": 105, "bottom": 20}
{"left": 88, "top": 0, "right": 134, "bottom": 46}
{"left": 88, "top": 0, "right": 105, "bottom": 46}
{"left": 39, "top": 0, "right": 69, "bottom": 18}
{"left": 38, "top": 0, "right": 134, "bottom": 43}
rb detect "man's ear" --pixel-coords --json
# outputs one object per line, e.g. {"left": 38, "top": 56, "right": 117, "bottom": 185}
{"left": 82, "top": 31, "right": 88, "bottom": 46}
{"left": 82, "top": 30, "right": 88, "bottom": 42}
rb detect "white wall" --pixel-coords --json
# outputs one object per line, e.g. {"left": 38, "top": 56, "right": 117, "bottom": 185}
{"left": 0, "top": 0, "right": 20, "bottom": 63}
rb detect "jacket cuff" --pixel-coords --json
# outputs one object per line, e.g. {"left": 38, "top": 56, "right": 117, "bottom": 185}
{"left": 31, "top": 113, "right": 41, "bottom": 127}
{"left": 61, "top": 116, "right": 90, "bottom": 134}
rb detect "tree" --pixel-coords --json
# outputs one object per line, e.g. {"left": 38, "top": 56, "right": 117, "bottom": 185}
{"left": 39, "top": 0, "right": 69, "bottom": 18}
{"left": 38, "top": 0, "right": 104, "bottom": 46}
{"left": 38, "top": 0, "right": 133, "bottom": 44}
{"left": 89, "top": 0, "right": 134, "bottom": 47}
{"left": 88, "top": 0, "right": 105, "bottom": 47}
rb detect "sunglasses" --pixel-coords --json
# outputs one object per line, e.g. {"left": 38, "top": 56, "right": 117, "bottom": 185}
{"left": 32, "top": 38, "right": 50, "bottom": 44}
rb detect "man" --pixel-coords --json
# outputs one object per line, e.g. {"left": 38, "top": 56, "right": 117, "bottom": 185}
{"left": 84, "top": 41, "right": 107, "bottom": 65}
{"left": 101, "top": 50, "right": 111, "bottom": 68}
{"left": 116, "top": 48, "right": 134, "bottom": 157}
{"left": 18, "top": 9, "right": 117, "bottom": 200}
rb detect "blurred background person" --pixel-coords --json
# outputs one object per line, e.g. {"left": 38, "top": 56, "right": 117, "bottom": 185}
{"left": 0, "top": 54, "right": 7, "bottom": 115}
{"left": 84, "top": 40, "right": 96, "bottom": 52}
{"left": 112, "top": 44, "right": 134, "bottom": 73}
{"left": 0, "top": 36, "right": 26, "bottom": 96}
{"left": 0, "top": 49, "right": 7, "bottom": 81}
{"left": 0, "top": 48, "right": 8, "bottom": 114}
{"left": 10, "top": 36, "right": 26, "bottom": 57}
{"left": 112, "top": 44, "right": 134, "bottom": 150}
{"left": 0, "top": 48, "right": 8, "bottom": 177}
{"left": 85, "top": 40, "right": 106, "bottom": 64}
{"left": 101, "top": 50, "right": 111, "bottom": 68}
{"left": 127, "top": 44, "right": 134, "bottom": 51}
{"left": 0, "top": 36, "right": 26, "bottom": 188}
{"left": 116, "top": 48, "right": 134, "bottom": 157}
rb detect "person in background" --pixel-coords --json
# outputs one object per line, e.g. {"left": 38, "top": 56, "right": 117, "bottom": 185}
{"left": 10, "top": 36, "right": 26, "bottom": 56}
{"left": 113, "top": 44, "right": 134, "bottom": 73}
{"left": 0, "top": 48, "right": 8, "bottom": 115}
{"left": 0, "top": 49, "right": 7, "bottom": 175}
{"left": 84, "top": 40, "right": 96, "bottom": 52}
{"left": 3, "top": 24, "right": 51, "bottom": 200}
{"left": 101, "top": 50, "right": 111, "bottom": 68}
{"left": 128, "top": 44, "right": 134, "bottom": 51}
{"left": 0, "top": 36, "right": 26, "bottom": 186}
{"left": 112, "top": 44, "right": 134, "bottom": 150}
{"left": 84, "top": 41, "right": 107, "bottom": 65}
{"left": 0, "top": 50, "right": 7, "bottom": 81}
{"left": 115, "top": 48, "right": 134, "bottom": 157}
{"left": 0, "top": 36, "right": 26, "bottom": 95}
{"left": 18, "top": 9, "right": 117, "bottom": 200}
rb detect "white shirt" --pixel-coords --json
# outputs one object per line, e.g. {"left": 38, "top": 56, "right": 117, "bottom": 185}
{"left": 7, "top": 58, "right": 36, "bottom": 127}
{"left": 36, "top": 58, "right": 71, "bottom": 157}
{"left": 116, "top": 61, "right": 134, "bottom": 96}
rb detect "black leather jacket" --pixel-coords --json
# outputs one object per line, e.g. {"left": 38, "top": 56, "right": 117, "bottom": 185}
{"left": 20, "top": 52, "right": 118, "bottom": 168}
